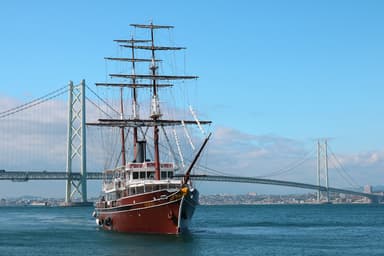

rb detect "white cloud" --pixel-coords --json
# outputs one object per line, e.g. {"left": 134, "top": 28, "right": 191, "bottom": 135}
{"left": 336, "top": 151, "right": 384, "bottom": 167}
{"left": 204, "top": 127, "right": 312, "bottom": 177}
{"left": 199, "top": 127, "right": 384, "bottom": 193}
{"left": 325, "top": 150, "right": 384, "bottom": 188}
{"left": 0, "top": 93, "right": 383, "bottom": 198}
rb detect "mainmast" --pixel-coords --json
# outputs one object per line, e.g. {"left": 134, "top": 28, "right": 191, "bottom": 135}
{"left": 149, "top": 23, "right": 162, "bottom": 181}
{"left": 130, "top": 22, "right": 186, "bottom": 180}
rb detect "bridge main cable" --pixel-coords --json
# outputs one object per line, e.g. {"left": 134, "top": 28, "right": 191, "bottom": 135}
{"left": 0, "top": 85, "right": 69, "bottom": 119}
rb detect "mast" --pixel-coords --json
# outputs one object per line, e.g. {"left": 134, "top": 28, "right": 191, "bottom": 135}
{"left": 130, "top": 37, "right": 138, "bottom": 161}
{"left": 119, "top": 87, "right": 126, "bottom": 166}
{"left": 149, "top": 23, "right": 161, "bottom": 180}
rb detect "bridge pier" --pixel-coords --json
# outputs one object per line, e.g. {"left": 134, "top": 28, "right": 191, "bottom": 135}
{"left": 65, "top": 80, "right": 87, "bottom": 204}
{"left": 317, "top": 139, "right": 330, "bottom": 203}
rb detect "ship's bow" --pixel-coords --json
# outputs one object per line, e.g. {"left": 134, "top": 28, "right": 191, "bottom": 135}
{"left": 178, "top": 187, "right": 199, "bottom": 233}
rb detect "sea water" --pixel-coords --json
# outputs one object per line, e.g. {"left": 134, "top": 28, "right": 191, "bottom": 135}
{"left": 0, "top": 204, "right": 384, "bottom": 255}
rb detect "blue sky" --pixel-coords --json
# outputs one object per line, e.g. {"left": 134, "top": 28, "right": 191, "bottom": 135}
{"left": 1, "top": 1, "right": 384, "bottom": 197}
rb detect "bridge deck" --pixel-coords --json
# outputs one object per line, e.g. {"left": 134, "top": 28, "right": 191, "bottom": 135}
{"left": 0, "top": 171, "right": 381, "bottom": 201}
{"left": 0, "top": 171, "right": 102, "bottom": 181}
{"left": 180, "top": 174, "right": 381, "bottom": 200}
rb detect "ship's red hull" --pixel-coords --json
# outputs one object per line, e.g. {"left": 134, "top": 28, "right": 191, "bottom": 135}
{"left": 94, "top": 188, "right": 199, "bottom": 234}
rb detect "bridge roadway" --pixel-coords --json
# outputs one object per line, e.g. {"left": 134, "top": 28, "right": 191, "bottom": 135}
{"left": 0, "top": 170, "right": 103, "bottom": 181}
{"left": 180, "top": 174, "right": 382, "bottom": 202}
{"left": 0, "top": 171, "right": 382, "bottom": 202}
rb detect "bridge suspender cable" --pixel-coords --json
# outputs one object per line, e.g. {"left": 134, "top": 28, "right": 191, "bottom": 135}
{"left": 0, "top": 83, "right": 123, "bottom": 120}
{"left": 85, "top": 84, "right": 120, "bottom": 116}
{"left": 327, "top": 145, "right": 360, "bottom": 189}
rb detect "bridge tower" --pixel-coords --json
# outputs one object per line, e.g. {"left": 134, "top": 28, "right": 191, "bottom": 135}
{"left": 317, "top": 139, "right": 329, "bottom": 203}
{"left": 65, "top": 80, "right": 87, "bottom": 204}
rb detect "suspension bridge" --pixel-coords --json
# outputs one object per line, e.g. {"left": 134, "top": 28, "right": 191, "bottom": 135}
{"left": 0, "top": 81, "right": 383, "bottom": 204}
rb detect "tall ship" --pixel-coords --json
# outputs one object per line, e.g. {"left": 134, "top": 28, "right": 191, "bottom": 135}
{"left": 90, "top": 23, "right": 211, "bottom": 234}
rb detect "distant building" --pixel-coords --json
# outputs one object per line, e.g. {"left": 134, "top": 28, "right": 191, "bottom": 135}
{"left": 0, "top": 198, "right": 6, "bottom": 206}
{"left": 364, "top": 185, "right": 372, "bottom": 194}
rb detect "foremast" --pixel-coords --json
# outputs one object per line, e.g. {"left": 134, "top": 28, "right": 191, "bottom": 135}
{"left": 90, "top": 22, "right": 211, "bottom": 181}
